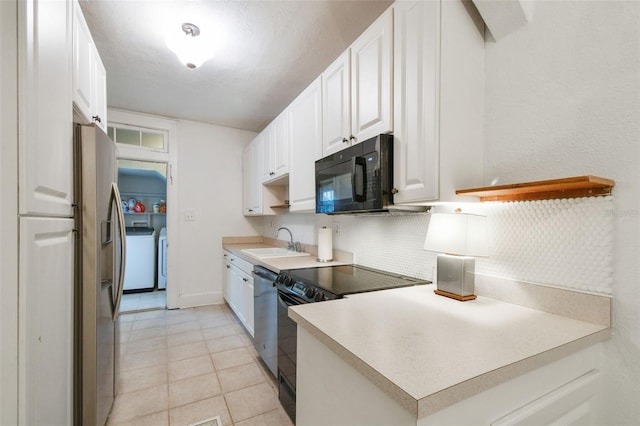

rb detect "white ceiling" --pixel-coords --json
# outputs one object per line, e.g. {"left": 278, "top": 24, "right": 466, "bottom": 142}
{"left": 79, "top": 0, "right": 393, "bottom": 132}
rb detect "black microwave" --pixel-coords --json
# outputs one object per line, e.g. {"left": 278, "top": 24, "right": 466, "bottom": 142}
{"left": 315, "top": 134, "right": 394, "bottom": 214}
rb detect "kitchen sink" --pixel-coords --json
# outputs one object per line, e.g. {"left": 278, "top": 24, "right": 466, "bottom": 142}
{"left": 241, "top": 247, "right": 311, "bottom": 259}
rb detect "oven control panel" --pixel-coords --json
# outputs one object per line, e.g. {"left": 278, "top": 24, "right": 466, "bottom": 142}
{"left": 275, "top": 272, "right": 338, "bottom": 303}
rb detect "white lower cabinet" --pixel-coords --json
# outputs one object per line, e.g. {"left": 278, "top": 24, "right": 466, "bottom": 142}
{"left": 19, "top": 217, "right": 75, "bottom": 426}
{"left": 288, "top": 76, "right": 322, "bottom": 212}
{"left": 223, "top": 253, "right": 254, "bottom": 337}
{"left": 297, "top": 327, "right": 601, "bottom": 426}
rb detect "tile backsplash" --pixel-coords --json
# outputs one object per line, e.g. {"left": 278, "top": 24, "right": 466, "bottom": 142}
{"left": 265, "top": 196, "right": 614, "bottom": 295}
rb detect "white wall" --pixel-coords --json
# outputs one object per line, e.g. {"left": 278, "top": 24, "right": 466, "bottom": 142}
{"left": 175, "top": 119, "right": 260, "bottom": 307}
{"left": 482, "top": 1, "right": 639, "bottom": 423}
{"left": 267, "top": 1, "right": 640, "bottom": 423}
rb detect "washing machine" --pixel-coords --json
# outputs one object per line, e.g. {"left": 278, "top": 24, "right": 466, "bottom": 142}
{"left": 123, "top": 227, "right": 156, "bottom": 291}
{"left": 157, "top": 227, "right": 167, "bottom": 289}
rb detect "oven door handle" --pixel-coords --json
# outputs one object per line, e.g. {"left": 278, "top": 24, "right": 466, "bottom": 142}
{"left": 277, "top": 290, "right": 302, "bottom": 307}
{"left": 351, "top": 156, "right": 367, "bottom": 202}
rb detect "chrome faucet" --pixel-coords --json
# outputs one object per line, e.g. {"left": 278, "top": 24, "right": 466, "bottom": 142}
{"left": 276, "top": 227, "right": 301, "bottom": 252}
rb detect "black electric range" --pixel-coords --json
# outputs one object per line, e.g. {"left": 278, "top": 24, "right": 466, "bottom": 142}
{"left": 276, "top": 264, "right": 430, "bottom": 302}
{"left": 275, "top": 264, "right": 430, "bottom": 423}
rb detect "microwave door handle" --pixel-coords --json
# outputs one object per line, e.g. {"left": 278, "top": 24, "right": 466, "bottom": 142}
{"left": 351, "top": 156, "right": 366, "bottom": 202}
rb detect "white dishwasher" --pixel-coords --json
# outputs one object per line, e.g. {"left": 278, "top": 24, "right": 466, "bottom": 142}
{"left": 123, "top": 227, "right": 156, "bottom": 291}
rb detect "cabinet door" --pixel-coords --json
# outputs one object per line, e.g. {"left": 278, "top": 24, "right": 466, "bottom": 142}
{"left": 19, "top": 217, "right": 74, "bottom": 426}
{"left": 72, "top": 0, "right": 93, "bottom": 123}
{"left": 251, "top": 136, "right": 264, "bottom": 214}
{"left": 261, "top": 124, "right": 274, "bottom": 181}
{"left": 289, "top": 77, "right": 322, "bottom": 212}
{"left": 350, "top": 8, "right": 393, "bottom": 144}
{"left": 272, "top": 112, "right": 290, "bottom": 178}
{"left": 92, "top": 51, "right": 107, "bottom": 130}
{"left": 227, "top": 265, "right": 242, "bottom": 318}
{"left": 223, "top": 257, "right": 230, "bottom": 302}
{"left": 19, "top": 0, "right": 73, "bottom": 217}
{"left": 241, "top": 275, "right": 255, "bottom": 337}
{"left": 392, "top": 0, "right": 440, "bottom": 203}
{"left": 322, "top": 50, "right": 351, "bottom": 156}
{"left": 242, "top": 143, "right": 253, "bottom": 215}
{"left": 242, "top": 136, "right": 263, "bottom": 216}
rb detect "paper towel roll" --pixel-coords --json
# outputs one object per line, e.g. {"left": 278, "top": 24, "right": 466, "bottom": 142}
{"left": 317, "top": 226, "right": 333, "bottom": 262}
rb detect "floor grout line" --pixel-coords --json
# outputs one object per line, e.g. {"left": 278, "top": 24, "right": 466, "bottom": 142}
{"left": 109, "top": 301, "right": 291, "bottom": 426}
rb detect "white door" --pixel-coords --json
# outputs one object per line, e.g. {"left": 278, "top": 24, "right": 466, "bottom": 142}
{"left": 392, "top": 0, "right": 440, "bottom": 203}
{"left": 350, "top": 8, "right": 393, "bottom": 144}
{"left": 288, "top": 77, "right": 322, "bottom": 212}
{"left": 19, "top": 0, "right": 73, "bottom": 217}
{"left": 19, "top": 217, "right": 74, "bottom": 426}
{"left": 322, "top": 50, "right": 351, "bottom": 156}
{"left": 72, "top": 0, "right": 93, "bottom": 123}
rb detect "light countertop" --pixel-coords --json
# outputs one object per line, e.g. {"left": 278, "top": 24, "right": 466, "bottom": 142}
{"left": 222, "top": 239, "right": 350, "bottom": 273}
{"left": 289, "top": 285, "right": 610, "bottom": 418}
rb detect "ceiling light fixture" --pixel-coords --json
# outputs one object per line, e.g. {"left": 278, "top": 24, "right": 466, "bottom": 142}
{"left": 166, "top": 23, "right": 213, "bottom": 69}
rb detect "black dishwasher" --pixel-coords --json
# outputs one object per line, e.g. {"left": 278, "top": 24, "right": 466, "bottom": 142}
{"left": 252, "top": 266, "right": 278, "bottom": 378}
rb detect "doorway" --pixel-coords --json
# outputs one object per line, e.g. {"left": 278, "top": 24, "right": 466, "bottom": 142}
{"left": 117, "top": 159, "right": 168, "bottom": 313}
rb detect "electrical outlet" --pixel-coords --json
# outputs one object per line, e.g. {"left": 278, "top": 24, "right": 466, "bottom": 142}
{"left": 184, "top": 210, "right": 196, "bottom": 221}
{"left": 333, "top": 223, "right": 340, "bottom": 235}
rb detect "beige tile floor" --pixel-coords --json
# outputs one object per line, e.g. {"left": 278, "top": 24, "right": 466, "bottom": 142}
{"left": 109, "top": 304, "right": 293, "bottom": 426}
{"left": 120, "top": 290, "right": 166, "bottom": 313}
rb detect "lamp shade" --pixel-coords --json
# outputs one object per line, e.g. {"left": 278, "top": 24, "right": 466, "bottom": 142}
{"left": 424, "top": 212, "right": 488, "bottom": 257}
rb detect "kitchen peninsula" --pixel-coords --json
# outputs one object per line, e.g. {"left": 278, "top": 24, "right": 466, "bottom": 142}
{"left": 290, "top": 282, "right": 610, "bottom": 425}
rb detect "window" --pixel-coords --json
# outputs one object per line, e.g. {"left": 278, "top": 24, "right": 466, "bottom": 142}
{"left": 108, "top": 125, "right": 168, "bottom": 152}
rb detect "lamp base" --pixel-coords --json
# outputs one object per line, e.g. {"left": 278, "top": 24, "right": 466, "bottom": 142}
{"left": 435, "top": 253, "right": 477, "bottom": 299}
{"left": 434, "top": 289, "right": 477, "bottom": 301}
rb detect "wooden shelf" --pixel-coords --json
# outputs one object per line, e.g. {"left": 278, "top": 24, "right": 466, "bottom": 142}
{"left": 456, "top": 175, "right": 614, "bottom": 202}
{"left": 270, "top": 204, "right": 290, "bottom": 209}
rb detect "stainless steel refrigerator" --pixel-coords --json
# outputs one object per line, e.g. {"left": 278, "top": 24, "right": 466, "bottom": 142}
{"left": 73, "top": 123, "right": 126, "bottom": 425}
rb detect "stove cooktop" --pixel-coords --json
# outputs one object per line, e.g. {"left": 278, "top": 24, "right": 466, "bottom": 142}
{"left": 282, "top": 264, "right": 430, "bottom": 297}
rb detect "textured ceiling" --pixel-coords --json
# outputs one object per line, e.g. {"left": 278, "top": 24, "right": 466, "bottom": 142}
{"left": 79, "top": 0, "right": 393, "bottom": 132}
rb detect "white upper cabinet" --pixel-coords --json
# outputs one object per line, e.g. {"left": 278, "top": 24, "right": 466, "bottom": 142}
{"left": 243, "top": 135, "right": 263, "bottom": 216}
{"left": 18, "top": 0, "right": 74, "bottom": 217}
{"left": 350, "top": 8, "right": 393, "bottom": 144}
{"left": 393, "top": 0, "right": 484, "bottom": 204}
{"left": 322, "top": 8, "right": 393, "bottom": 157}
{"left": 262, "top": 111, "right": 290, "bottom": 183}
{"left": 288, "top": 77, "right": 322, "bottom": 212}
{"left": 72, "top": 0, "right": 107, "bottom": 130}
{"left": 322, "top": 51, "right": 351, "bottom": 156}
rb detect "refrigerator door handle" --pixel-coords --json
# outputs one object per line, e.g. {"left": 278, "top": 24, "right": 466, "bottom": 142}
{"left": 108, "top": 182, "right": 127, "bottom": 320}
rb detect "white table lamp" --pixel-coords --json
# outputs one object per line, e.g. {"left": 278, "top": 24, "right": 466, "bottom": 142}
{"left": 424, "top": 212, "right": 488, "bottom": 301}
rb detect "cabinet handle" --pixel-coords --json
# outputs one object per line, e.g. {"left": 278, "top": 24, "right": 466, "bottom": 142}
{"left": 226, "top": 265, "right": 230, "bottom": 269}
{"left": 342, "top": 137, "right": 349, "bottom": 144}
{"left": 391, "top": 188, "right": 399, "bottom": 194}
{"left": 92, "top": 115, "right": 102, "bottom": 124}
{"left": 242, "top": 277, "right": 248, "bottom": 282}
{"left": 248, "top": 209, "right": 253, "bottom": 212}
{"left": 349, "top": 135, "right": 356, "bottom": 143}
